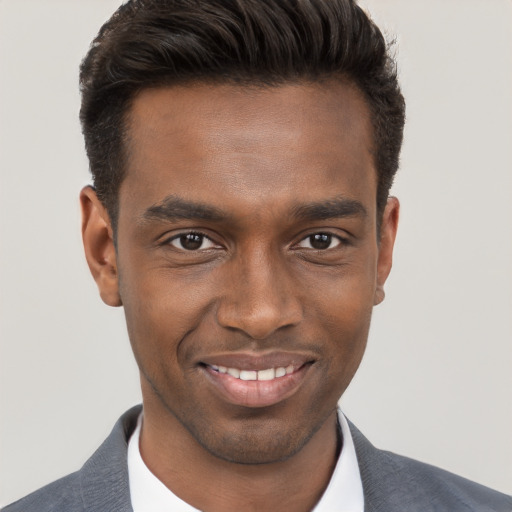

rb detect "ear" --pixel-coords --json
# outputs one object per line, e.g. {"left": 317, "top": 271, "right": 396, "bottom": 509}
{"left": 374, "top": 196, "right": 400, "bottom": 306}
{"left": 80, "top": 186, "right": 122, "bottom": 307}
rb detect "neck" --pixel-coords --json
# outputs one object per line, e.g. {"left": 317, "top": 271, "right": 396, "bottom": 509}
{"left": 139, "top": 395, "right": 341, "bottom": 512}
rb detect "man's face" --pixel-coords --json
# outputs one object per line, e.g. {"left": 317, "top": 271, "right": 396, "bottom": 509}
{"left": 83, "top": 81, "right": 398, "bottom": 464}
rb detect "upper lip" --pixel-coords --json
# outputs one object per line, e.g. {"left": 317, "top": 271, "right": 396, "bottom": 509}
{"left": 199, "top": 351, "right": 316, "bottom": 371}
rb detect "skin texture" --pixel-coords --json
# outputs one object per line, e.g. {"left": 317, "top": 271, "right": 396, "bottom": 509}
{"left": 81, "top": 81, "right": 399, "bottom": 512}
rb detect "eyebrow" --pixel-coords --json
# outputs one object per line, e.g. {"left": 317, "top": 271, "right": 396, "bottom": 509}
{"left": 292, "top": 196, "right": 368, "bottom": 221}
{"left": 142, "top": 195, "right": 229, "bottom": 223}
{"left": 141, "top": 194, "right": 367, "bottom": 225}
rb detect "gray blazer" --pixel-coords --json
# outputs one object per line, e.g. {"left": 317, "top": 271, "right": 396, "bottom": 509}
{"left": 3, "top": 405, "right": 511, "bottom": 511}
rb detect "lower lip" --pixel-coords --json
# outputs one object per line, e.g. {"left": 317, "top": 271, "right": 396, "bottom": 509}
{"left": 202, "top": 364, "right": 311, "bottom": 408}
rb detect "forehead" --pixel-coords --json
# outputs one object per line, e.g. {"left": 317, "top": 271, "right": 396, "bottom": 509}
{"left": 122, "top": 81, "right": 376, "bottom": 216}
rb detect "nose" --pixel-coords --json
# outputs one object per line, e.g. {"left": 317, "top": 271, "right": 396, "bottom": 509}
{"left": 216, "top": 248, "right": 303, "bottom": 340}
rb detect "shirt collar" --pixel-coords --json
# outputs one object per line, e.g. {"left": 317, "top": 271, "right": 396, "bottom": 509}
{"left": 128, "top": 410, "right": 364, "bottom": 512}
{"left": 313, "top": 410, "right": 364, "bottom": 511}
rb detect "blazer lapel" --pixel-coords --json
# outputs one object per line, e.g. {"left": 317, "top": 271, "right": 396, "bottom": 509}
{"left": 348, "top": 420, "right": 413, "bottom": 512}
{"left": 78, "top": 405, "right": 141, "bottom": 512}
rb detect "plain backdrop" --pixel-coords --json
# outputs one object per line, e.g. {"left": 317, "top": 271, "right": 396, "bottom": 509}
{"left": 1, "top": 0, "right": 511, "bottom": 506}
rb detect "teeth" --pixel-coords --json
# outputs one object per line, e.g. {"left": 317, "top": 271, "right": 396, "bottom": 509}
{"left": 210, "top": 365, "right": 296, "bottom": 381}
{"left": 227, "top": 367, "right": 240, "bottom": 378}
{"left": 257, "top": 368, "right": 276, "bottom": 381}
{"left": 275, "top": 367, "right": 287, "bottom": 377}
{"left": 240, "top": 370, "right": 258, "bottom": 381}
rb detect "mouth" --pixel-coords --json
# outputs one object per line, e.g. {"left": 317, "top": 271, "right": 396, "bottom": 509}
{"left": 199, "top": 353, "right": 315, "bottom": 408}
{"left": 208, "top": 364, "right": 298, "bottom": 381}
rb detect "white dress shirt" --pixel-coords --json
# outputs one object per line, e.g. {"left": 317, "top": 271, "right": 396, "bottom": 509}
{"left": 128, "top": 410, "right": 364, "bottom": 512}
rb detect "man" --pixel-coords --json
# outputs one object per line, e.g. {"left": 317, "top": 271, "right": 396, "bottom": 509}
{"left": 3, "top": 0, "right": 511, "bottom": 511}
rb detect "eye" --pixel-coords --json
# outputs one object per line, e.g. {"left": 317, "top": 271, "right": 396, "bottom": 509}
{"left": 297, "top": 233, "right": 342, "bottom": 250}
{"left": 168, "top": 232, "right": 217, "bottom": 251}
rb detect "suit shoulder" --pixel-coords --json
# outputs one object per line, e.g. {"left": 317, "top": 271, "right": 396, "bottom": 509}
{"left": 381, "top": 449, "right": 512, "bottom": 511}
{"left": 2, "top": 406, "right": 140, "bottom": 512}
{"left": 349, "top": 420, "right": 512, "bottom": 511}
{"left": 2, "top": 471, "right": 83, "bottom": 512}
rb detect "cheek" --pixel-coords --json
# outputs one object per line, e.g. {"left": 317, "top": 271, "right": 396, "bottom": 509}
{"left": 303, "top": 255, "right": 377, "bottom": 325}
{"left": 118, "top": 265, "right": 217, "bottom": 366}
{"left": 304, "top": 267, "right": 376, "bottom": 378}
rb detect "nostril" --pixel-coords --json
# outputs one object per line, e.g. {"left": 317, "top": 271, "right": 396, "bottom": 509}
{"left": 217, "top": 297, "right": 303, "bottom": 340}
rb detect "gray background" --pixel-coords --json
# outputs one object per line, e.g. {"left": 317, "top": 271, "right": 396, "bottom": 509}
{"left": 1, "top": 0, "right": 511, "bottom": 505}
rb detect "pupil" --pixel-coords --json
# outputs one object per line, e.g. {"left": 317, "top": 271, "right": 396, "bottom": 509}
{"left": 310, "top": 233, "right": 331, "bottom": 250}
{"left": 181, "top": 233, "right": 203, "bottom": 250}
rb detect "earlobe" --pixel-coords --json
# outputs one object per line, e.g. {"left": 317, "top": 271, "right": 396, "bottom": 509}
{"left": 374, "top": 197, "right": 400, "bottom": 306}
{"left": 80, "top": 186, "right": 122, "bottom": 307}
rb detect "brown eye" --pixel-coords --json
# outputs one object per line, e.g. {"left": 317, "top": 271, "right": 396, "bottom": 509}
{"left": 169, "top": 232, "right": 215, "bottom": 251}
{"left": 297, "top": 233, "right": 341, "bottom": 250}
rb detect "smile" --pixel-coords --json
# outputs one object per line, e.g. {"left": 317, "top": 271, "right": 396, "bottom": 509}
{"left": 200, "top": 355, "right": 314, "bottom": 408}
{"left": 209, "top": 364, "right": 296, "bottom": 381}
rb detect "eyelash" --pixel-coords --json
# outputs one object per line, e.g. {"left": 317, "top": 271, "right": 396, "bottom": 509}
{"left": 295, "top": 233, "right": 347, "bottom": 250}
{"left": 163, "top": 231, "right": 349, "bottom": 252}
{"left": 166, "top": 232, "right": 220, "bottom": 251}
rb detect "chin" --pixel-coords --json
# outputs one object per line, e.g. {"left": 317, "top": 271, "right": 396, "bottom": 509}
{"left": 201, "top": 431, "right": 309, "bottom": 465}
{"left": 185, "top": 414, "right": 323, "bottom": 465}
